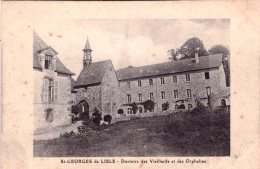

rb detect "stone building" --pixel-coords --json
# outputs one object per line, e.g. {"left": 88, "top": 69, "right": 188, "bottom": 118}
{"left": 33, "top": 32, "right": 75, "bottom": 133}
{"left": 74, "top": 39, "right": 229, "bottom": 122}
{"left": 117, "top": 53, "right": 228, "bottom": 114}
{"left": 74, "top": 39, "right": 121, "bottom": 122}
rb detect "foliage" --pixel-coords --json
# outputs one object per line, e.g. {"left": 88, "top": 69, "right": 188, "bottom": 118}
{"left": 92, "top": 107, "right": 102, "bottom": 126}
{"left": 35, "top": 109, "right": 230, "bottom": 157}
{"left": 143, "top": 100, "right": 155, "bottom": 112}
{"left": 104, "top": 115, "right": 112, "bottom": 124}
{"left": 79, "top": 113, "right": 89, "bottom": 121}
{"left": 190, "top": 96, "right": 208, "bottom": 114}
{"left": 208, "top": 45, "right": 230, "bottom": 59}
{"left": 178, "top": 104, "right": 185, "bottom": 109}
{"left": 179, "top": 37, "right": 208, "bottom": 59}
{"left": 131, "top": 102, "right": 138, "bottom": 114}
{"left": 71, "top": 105, "right": 80, "bottom": 116}
{"left": 93, "top": 117, "right": 101, "bottom": 126}
{"left": 162, "top": 102, "right": 169, "bottom": 111}
{"left": 117, "top": 109, "right": 124, "bottom": 115}
{"left": 167, "top": 48, "right": 179, "bottom": 61}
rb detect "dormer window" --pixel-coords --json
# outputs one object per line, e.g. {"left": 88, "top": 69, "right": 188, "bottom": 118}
{"left": 45, "top": 54, "right": 53, "bottom": 69}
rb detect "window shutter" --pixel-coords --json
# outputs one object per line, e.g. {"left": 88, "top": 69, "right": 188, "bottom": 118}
{"left": 54, "top": 81, "right": 59, "bottom": 102}
{"left": 43, "top": 79, "right": 48, "bottom": 101}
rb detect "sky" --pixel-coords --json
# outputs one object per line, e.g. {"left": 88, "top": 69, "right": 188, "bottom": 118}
{"left": 34, "top": 19, "right": 230, "bottom": 79}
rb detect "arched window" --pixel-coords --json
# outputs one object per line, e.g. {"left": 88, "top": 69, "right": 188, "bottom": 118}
{"left": 127, "top": 108, "right": 132, "bottom": 114}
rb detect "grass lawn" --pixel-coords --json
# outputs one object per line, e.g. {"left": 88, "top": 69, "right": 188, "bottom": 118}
{"left": 34, "top": 110, "right": 230, "bottom": 157}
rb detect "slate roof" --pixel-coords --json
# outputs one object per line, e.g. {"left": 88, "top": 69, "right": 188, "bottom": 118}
{"left": 83, "top": 38, "right": 92, "bottom": 51}
{"left": 75, "top": 60, "right": 112, "bottom": 87}
{"left": 33, "top": 31, "right": 74, "bottom": 75}
{"left": 116, "top": 54, "right": 223, "bottom": 81}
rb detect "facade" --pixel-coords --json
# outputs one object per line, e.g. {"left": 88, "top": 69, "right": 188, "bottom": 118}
{"left": 33, "top": 32, "right": 75, "bottom": 134}
{"left": 74, "top": 39, "right": 230, "bottom": 122}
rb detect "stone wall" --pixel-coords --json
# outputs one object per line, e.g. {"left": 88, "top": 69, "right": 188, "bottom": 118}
{"left": 33, "top": 69, "right": 72, "bottom": 134}
{"left": 75, "top": 85, "right": 102, "bottom": 116}
{"left": 101, "top": 64, "right": 121, "bottom": 122}
{"left": 118, "top": 66, "right": 226, "bottom": 117}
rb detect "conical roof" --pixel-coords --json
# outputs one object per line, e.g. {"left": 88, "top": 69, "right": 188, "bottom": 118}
{"left": 83, "top": 38, "right": 92, "bottom": 51}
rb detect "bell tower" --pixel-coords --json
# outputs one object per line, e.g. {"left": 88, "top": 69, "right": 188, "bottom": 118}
{"left": 83, "top": 37, "right": 92, "bottom": 68}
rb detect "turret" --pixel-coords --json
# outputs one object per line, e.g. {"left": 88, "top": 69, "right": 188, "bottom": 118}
{"left": 83, "top": 37, "right": 92, "bottom": 68}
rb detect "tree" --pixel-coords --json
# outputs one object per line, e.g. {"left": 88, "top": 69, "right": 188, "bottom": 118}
{"left": 162, "top": 102, "right": 169, "bottom": 111}
{"left": 71, "top": 105, "right": 80, "bottom": 116}
{"left": 117, "top": 109, "right": 124, "bottom": 115}
{"left": 131, "top": 102, "right": 138, "bottom": 114}
{"left": 167, "top": 48, "right": 179, "bottom": 61}
{"left": 179, "top": 37, "right": 208, "bottom": 59}
{"left": 143, "top": 100, "right": 155, "bottom": 112}
{"left": 104, "top": 115, "right": 112, "bottom": 124}
{"left": 208, "top": 45, "right": 230, "bottom": 60}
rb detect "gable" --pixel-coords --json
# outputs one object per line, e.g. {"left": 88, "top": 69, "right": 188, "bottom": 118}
{"left": 33, "top": 32, "right": 74, "bottom": 76}
{"left": 75, "top": 60, "right": 113, "bottom": 87}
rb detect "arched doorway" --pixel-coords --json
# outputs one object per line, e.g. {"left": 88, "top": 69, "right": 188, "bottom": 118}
{"left": 78, "top": 100, "right": 89, "bottom": 120}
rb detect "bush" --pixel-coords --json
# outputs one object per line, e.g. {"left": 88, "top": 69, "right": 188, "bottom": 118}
{"left": 91, "top": 107, "right": 102, "bottom": 126}
{"left": 194, "top": 98, "right": 207, "bottom": 113}
{"left": 162, "top": 102, "right": 169, "bottom": 111}
{"left": 178, "top": 104, "right": 185, "bottom": 109}
{"left": 131, "top": 102, "right": 138, "bottom": 114}
{"left": 104, "top": 115, "right": 112, "bottom": 124}
{"left": 143, "top": 100, "right": 155, "bottom": 112}
{"left": 72, "top": 105, "right": 80, "bottom": 116}
{"left": 117, "top": 109, "right": 124, "bottom": 115}
{"left": 93, "top": 117, "right": 101, "bottom": 126}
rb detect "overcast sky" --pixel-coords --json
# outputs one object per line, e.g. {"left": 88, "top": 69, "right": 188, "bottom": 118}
{"left": 34, "top": 19, "right": 229, "bottom": 79}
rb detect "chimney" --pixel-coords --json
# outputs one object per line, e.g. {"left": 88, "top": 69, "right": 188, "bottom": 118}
{"left": 195, "top": 52, "right": 199, "bottom": 63}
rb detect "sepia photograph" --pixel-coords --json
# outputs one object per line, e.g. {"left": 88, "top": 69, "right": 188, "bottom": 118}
{"left": 33, "top": 19, "right": 230, "bottom": 157}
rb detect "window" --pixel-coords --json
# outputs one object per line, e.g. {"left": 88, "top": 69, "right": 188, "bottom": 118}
{"left": 138, "top": 80, "right": 142, "bottom": 87}
{"left": 46, "top": 109, "right": 54, "bottom": 122}
{"left": 173, "top": 76, "right": 177, "bottom": 83}
{"left": 138, "top": 94, "right": 142, "bottom": 102}
{"left": 127, "top": 82, "right": 130, "bottom": 88}
{"left": 127, "top": 108, "right": 132, "bottom": 114}
{"left": 175, "top": 104, "right": 178, "bottom": 110}
{"left": 45, "top": 54, "right": 53, "bottom": 69}
{"left": 149, "top": 93, "right": 154, "bottom": 101}
{"left": 43, "top": 79, "right": 58, "bottom": 102}
{"left": 160, "top": 77, "right": 165, "bottom": 84}
{"left": 161, "top": 91, "right": 165, "bottom": 100}
{"left": 205, "top": 72, "right": 210, "bottom": 79}
{"left": 186, "top": 89, "right": 191, "bottom": 98}
{"left": 188, "top": 104, "right": 193, "bottom": 109}
{"left": 173, "top": 90, "right": 178, "bottom": 99}
{"left": 185, "top": 74, "right": 190, "bottom": 82}
{"left": 127, "top": 94, "right": 131, "bottom": 103}
{"left": 206, "top": 87, "right": 211, "bottom": 96}
{"left": 149, "top": 79, "right": 153, "bottom": 86}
